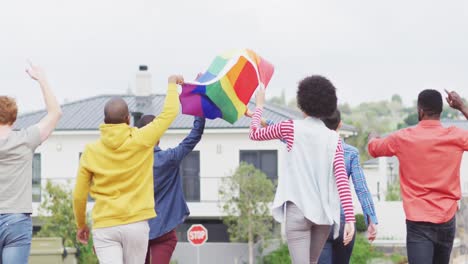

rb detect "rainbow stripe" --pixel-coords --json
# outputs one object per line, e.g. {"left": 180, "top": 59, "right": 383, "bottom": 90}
{"left": 180, "top": 49, "right": 274, "bottom": 124}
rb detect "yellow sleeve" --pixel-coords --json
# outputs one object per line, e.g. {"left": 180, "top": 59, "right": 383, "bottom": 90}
{"left": 73, "top": 151, "right": 92, "bottom": 229}
{"left": 134, "top": 83, "right": 180, "bottom": 146}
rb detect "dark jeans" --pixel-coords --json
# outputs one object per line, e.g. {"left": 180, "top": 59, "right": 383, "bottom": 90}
{"left": 0, "top": 213, "right": 33, "bottom": 264}
{"left": 406, "top": 216, "right": 456, "bottom": 264}
{"left": 318, "top": 222, "right": 356, "bottom": 264}
{"left": 145, "top": 229, "right": 178, "bottom": 264}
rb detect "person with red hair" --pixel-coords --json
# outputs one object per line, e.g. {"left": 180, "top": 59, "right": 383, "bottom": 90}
{"left": 0, "top": 63, "right": 62, "bottom": 264}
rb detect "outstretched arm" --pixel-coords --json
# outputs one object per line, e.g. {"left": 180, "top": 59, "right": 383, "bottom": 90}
{"left": 26, "top": 63, "right": 62, "bottom": 142}
{"left": 173, "top": 117, "right": 206, "bottom": 161}
{"left": 368, "top": 133, "right": 398, "bottom": 158}
{"left": 134, "top": 75, "right": 181, "bottom": 147}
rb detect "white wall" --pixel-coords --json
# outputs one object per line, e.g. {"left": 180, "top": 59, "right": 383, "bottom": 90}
{"left": 33, "top": 129, "right": 287, "bottom": 218}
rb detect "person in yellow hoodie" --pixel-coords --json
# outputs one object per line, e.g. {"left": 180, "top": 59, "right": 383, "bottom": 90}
{"left": 73, "top": 75, "right": 183, "bottom": 264}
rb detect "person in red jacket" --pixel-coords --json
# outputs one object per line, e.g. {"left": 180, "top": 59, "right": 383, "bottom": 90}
{"left": 368, "top": 89, "right": 468, "bottom": 264}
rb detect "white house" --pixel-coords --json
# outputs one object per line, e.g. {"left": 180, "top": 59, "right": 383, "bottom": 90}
{"left": 15, "top": 68, "right": 358, "bottom": 242}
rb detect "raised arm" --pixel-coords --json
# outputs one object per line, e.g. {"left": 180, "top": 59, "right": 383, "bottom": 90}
{"left": 26, "top": 64, "right": 62, "bottom": 142}
{"left": 173, "top": 117, "right": 206, "bottom": 161}
{"left": 445, "top": 90, "right": 468, "bottom": 120}
{"left": 368, "top": 133, "right": 398, "bottom": 158}
{"left": 248, "top": 88, "right": 294, "bottom": 150}
{"left": 134, "top": 75, "right": 181, "bottom": 147}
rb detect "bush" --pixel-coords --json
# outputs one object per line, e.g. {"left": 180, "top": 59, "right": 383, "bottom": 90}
{"left": 386, "top": 184, "right": 402, "bottom": 201}
{"left": 36, "top": 181, "right": 98, "bottom": 264}
{"left": 350, "top": 235, "right": 384, "bottom": 264}
{"left": 355, "top": 214, "right": 367, "bottom": 233}
{"left": 264, "top": 236, "right": 405, "bottom": 264}
{"left": 263, "top": 244, "right": 291, "bottom": 264}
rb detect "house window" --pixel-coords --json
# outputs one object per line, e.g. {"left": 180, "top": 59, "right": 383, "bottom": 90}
{"left": 32, "top": 153, "right": 41, "bottom": 202}
{"left": 239, "top": 150, "right": 278, "bottom": 181}
{"left": 180, "top": 151, "right": 200, "bottom": 202}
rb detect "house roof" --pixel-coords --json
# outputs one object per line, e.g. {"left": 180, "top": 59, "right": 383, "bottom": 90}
{"left": 442, "top": 119, "right": 468, "bottom": 130}
{"left": 15, "top": 94, "right": 357, "bottom": 132}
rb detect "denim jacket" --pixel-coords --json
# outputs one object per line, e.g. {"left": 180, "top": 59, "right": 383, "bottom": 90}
{"left": 148, "top": 117, "right": 205, "bottom": 240}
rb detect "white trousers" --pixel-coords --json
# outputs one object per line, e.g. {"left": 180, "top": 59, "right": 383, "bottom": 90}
{"left": 92, "top": 221, "right": 149, "bottom": 264}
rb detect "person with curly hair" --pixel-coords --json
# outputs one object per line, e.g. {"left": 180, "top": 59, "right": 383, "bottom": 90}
{"left": 0, "top": 63, "right": 62, "bottom": 264}
{"left": 249, "top": 76, "right": 355, "bottom": 264}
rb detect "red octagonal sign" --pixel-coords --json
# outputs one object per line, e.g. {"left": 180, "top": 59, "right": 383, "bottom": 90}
{"left": 187, "top": 224, "right": 208, "bottom": 246}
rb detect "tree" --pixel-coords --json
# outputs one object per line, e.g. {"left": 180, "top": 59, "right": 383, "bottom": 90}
{"left": 391, "top": 94, "right": 403, "bottom": 104}
{"left": 36, "top": 181, "right": 98, "bottom": 264}
{"left": 267, "top": 89, "right": 287, "bottom": 106}
{"left": 219, "top": 163, "right": 275, "bottom": 264}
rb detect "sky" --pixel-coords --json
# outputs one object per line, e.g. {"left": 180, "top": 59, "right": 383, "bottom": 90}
{"left": 1, "top": 0, "right": 468, "bottom": 113}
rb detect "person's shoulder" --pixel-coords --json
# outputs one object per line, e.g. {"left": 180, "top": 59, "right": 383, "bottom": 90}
{"left": 9, "top": 127, "right": 35, "bottom": 142}
{"left": 84, "top": 140, "right": 102, "bottom": 153}
{"left": 447, "top": 125, "right": 467, "bottom": 134}
{"left": 343, "top": 142, "right": 359, "bottom": 155}
{"left": 343, "top": 142, "right": 359, "bottom": 153}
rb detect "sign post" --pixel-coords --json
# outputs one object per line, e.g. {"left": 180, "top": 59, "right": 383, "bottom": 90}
{"left": 187, "top": 224, "right": 208, "bottom": 264}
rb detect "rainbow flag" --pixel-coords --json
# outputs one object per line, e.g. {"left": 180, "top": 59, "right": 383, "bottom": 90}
{"left": 180, "top": 49, "right": 274, "bottom": 124}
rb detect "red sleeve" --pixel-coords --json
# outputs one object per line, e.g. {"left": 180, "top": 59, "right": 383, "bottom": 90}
{"left": 249, "top": 108, "right": 294, "bottom": 151}
{"left": 334, "top": 140, "right": 355, "bottom": 222}
{"left": 368, "top": 133, "right": 399, "bottom": 158}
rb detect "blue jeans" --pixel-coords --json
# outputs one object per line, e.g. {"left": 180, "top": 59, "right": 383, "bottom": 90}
{"left": 406, "top": 216, "right": 456, "bottom": 264}
{"left": 318, "top": 222, "right": 356, "bottom": 264}
{"left": 0, "top": 214, "right": 33, "bottom": 264}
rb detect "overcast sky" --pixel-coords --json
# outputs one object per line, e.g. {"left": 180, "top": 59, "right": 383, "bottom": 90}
{"left": 1, "top": 0, "right": 468, "bottom": 113}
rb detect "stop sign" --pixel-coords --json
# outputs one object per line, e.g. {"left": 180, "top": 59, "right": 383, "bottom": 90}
{"left": 187, "top": 224, "right": 208, "bottom": 246}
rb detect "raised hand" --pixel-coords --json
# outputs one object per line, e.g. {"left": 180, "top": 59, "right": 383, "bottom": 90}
{"left": 255, "top": 83, "right": 266, "bottom": 108}
{"left": 168, "top": 75, "right": 184, "bottom": 85}
{"left": 25, "top": 61, "right": 47, "bottom": 83}
{"left": 445, "top": 89, "right": 465, "bottom": 111}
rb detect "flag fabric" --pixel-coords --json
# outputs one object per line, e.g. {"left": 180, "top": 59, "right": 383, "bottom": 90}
{"left": 180, "top": 49, "right": 274, "bottom": 124}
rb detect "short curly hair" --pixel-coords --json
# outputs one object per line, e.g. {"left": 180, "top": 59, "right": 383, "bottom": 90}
{"left": 297, "top": 75, "right": 337, "bottom": 118}
{"left": 0, "top": 96, "right": 18, "bottom": 125}
{"left": 418, "top": 89, "right": 442, "bottom": 117}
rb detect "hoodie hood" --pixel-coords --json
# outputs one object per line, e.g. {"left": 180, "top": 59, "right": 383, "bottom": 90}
{"left": 99, "top": 123, "right": 131, "bottom": 149}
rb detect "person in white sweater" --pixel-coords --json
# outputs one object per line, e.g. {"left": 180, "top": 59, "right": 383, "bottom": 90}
{"left": 249, "top": 76, "right": 355, "bottom": 264}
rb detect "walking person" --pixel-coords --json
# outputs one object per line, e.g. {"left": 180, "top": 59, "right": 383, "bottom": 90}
{"left": 136, "top": 116, "right": 205, "bottom": 264}
{"left": 73, "top": 75, "right": 182, "bottom": 264}
{"left": 249, "top": 76, "right": 356, "bottom": 264}
{"left": 368, "top": 89, "right": 468, "bottom": 264}
{"left": 0, "top": 64, "right": 62, "bottom": 264}
{"left": 318, "top": 110, "right": 378, "bottom": 264}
